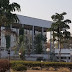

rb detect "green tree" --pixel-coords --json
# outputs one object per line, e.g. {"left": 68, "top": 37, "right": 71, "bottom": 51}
{"left": 0, "top": 0, "right": 20, "bottom": 58}
{"left": 51, "top": 12, "right": 71, "bottom": 61}
{"left": 19, "top": 41, "right": 25, "bottom": 60}
{"left": 34, "top": 34, "right": 47, "bottom": 54}
{"left": 15, "top": 28, "right": 26, "bottom": 60}
{"left": 5, "top": 35, "right": 10, "bottom": 50}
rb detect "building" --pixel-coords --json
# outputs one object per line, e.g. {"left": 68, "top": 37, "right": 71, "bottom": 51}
{"left": 55, "top": 49, "right": 72, "bottom": 62}
{"left": 0, "top": 15, "right": 72, "bottom": 62}
{"left": 0, "top": 15, "right": 52, "bottom": 58}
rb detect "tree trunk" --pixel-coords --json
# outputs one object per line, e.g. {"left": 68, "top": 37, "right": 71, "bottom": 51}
{"left": 59, "top": 41, "right": 61, "bottom": 62}
{"left": 59, "top": 48, "right": 61, "bottom": 62}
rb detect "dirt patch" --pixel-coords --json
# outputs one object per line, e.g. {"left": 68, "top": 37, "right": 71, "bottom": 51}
{"left": 26, "top": 70, "right": 58, "bottom": 72}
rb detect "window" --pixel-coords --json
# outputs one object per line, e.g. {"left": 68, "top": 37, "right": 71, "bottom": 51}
{"left": 61, "top": 57, "right": 66, "bottom": 59}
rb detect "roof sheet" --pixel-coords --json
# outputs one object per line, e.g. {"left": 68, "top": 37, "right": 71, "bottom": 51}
{"left": 17, "top": 15, "right": 52, "bottom": 28}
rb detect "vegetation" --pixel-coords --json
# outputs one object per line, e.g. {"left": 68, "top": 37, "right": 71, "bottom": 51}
{"left": 0, "top": 0, "right": 20, "bottom": 25}
{"left": 0, "top": 0, "right": 21, "bottom": 58}
{"left": 0, "top": 59, "right": 10, "bottom": 72}
{"left": 50, "top": 12, "right": 71, "bottom": 61}
{"left": 5, "top": 35, "right": 10, "bottom": 50}
{"left": 11, "top": 61, "right": 72, "bottom": 69}
{"left": 19, "top": 42, "right": 25, "bottom": 60}
{"left": 0, "top": 0, "right": 20, "bottom": 35}
{"left": 18, "top": 28, "right": 25, "bottom": 60}
{"left": 34, "top": 34, "right": 47, "bottom": 54}
{"left": 11, "top": 63, "right": 27, "bottom": 71}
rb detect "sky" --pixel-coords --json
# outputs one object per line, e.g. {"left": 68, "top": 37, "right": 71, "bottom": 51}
{"left": 10, "top": 0, "right": 72, "bottom": 37}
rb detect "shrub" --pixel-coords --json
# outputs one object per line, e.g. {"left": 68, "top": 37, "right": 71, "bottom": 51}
{"left": 10, "top": 61, "right": 72, "bottom": 70}
{"left": 11, "top": 64, "right": 27, "bottom": 71}
{"left": 0, "top": 59, "right": 10, "bottom": 72}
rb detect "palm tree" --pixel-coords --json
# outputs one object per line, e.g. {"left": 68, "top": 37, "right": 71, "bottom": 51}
{"left": 0, "top": 0, "right": 21, "bottom": 58}
{"left": 51, "top": 12, "right": 71, "bottom": 61}
{"left": 63, "top": 30, "right": 71, "bottom": 48}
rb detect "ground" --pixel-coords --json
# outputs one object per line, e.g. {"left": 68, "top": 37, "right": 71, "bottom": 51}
{"left": 26, "top": 70, "right": 57, "bottom": 72}
{"left": 6, "top": 69, "right": 71, "bottom": 72}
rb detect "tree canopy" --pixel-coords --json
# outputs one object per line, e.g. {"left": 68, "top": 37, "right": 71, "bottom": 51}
{"left": 34, "top": 34, "right": 47, "bottom": 54}
{"left": 0, "top": 0, "right": 21, "bottom": 26}
{"left": 50, "top": 12, "right": 71, "bottom": 62}
{"left": 51, "top": 12, "right": 71, "bottom": 49}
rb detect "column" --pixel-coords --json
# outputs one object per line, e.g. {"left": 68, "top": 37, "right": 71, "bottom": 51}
{"left": 42, "top": 27, "right": 44, "bottom": 50}
{"left": 42, "top": 27, "right": 44, "bottom": 35}
{"left": 22, "top": 24, "right": 24, "bottom": 35}
{"left": 50, "top": 31, "right": 52, "bottom": 52}
{"left": 22, "top": 24, "right": 24, "bottom": 28}
{"left": 50, "top": 31, "right": 53, "bottom": 61}
{"left": 32, "top": 26, "right": 34, "bottom": 53}
{"left": 70, "top": 50, "right": 72, "bottom": 62}
{"left": 28, "top": 28, "right": 31, "bottom": 55}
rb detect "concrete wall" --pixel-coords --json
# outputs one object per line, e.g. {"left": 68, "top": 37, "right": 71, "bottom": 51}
{"left": 1, "top": 50, "right": 50, "bottom": 61}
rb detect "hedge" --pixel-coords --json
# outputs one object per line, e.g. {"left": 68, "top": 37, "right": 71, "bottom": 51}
{"left": 10, "top": 61, "right": 72, "bottom": 69}
{"left": 11, "top": 64, "right": 27, "bottom": 71}
{"left": 0, "top": 59, "right": 10, "bottom": 72}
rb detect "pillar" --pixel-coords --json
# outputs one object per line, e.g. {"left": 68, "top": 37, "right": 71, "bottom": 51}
{"left": 28, "top": 28, "right": 31, "bottom": 55}
{"left": 32, "top": 26, "right": 34, "bottom": 53}
{"left": 42, "top": 27, "right": 44, "bottom": 50}
{"left": 22, "top": 24, "right": 24, "bottom": 29}
{"left": 50, "top": 31, "right": 52, "bottom": 52}
{"left": 70, "top": 50, "right": 72, "bottom": 62}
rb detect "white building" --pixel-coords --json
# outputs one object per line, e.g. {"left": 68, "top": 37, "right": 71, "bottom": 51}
{"left": 0, "top": 15, "right": 72, "bottom": 62}
{"left": 0, "top": 15, "right": 52, "bottom": 58}
{"left": 55, "top": 49, "right": 72, "bottom": 62}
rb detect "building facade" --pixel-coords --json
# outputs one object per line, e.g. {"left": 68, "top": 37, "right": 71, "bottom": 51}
{"left": 55, "top": 49, "right": 72, "bottom": 62}
{"left": 0, "top": 15, "right": 52, "bottom": 58}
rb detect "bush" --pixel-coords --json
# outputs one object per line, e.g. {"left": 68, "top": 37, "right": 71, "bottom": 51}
{"left": 11, "top": 64, "right": 27, "bottom": 71}
{"left": 0, "top": 59, "right": 10, "bottom": 72}
{"left": 11, "top": 60, "right": 72, "bottom": 70}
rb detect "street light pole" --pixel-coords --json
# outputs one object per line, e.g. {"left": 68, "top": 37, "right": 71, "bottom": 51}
{"left": 8, "top": 49, "right": 10, "bottom": 72}
{"left": 8, "top": 50, "right": 10, "bottom": 61}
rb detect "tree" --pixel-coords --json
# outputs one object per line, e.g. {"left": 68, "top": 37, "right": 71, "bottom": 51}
{"left": 19, "top": 41, "right": 25, "bottom": 60}
{"left": 34, "top": 34, "right": 47, "bottom": 54}
{"left": 51, "top": 12, "right": 71, "bottom": 61}
{"left": 0, "top": 0, "right": 21, "bottom": 58}
{"left": 15, "top": 28, "right": 26, "bottom": 60}
{"left": 5, "top": 35, "right": 10, "bottom": 50}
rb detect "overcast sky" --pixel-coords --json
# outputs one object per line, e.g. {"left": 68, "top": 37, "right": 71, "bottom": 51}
{"left": 10, "top": 0, "right": 72, "bottom": 34}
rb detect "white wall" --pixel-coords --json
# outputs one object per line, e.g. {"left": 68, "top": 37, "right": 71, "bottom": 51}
{"left": 55, "top": 49, "right": 72, "bottom": 62}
